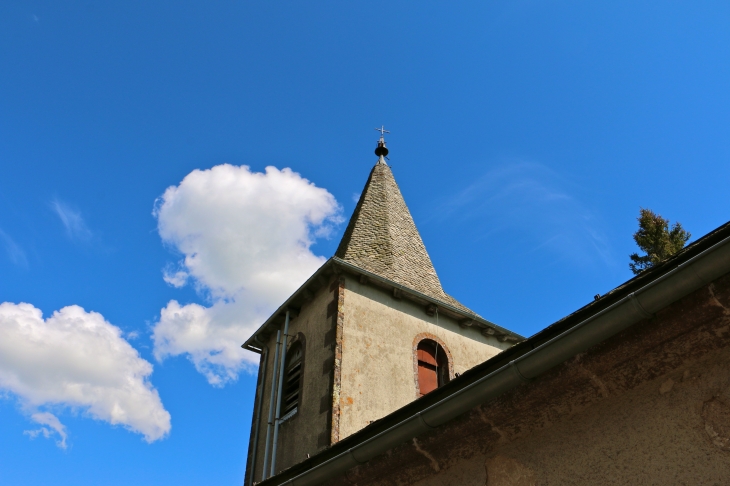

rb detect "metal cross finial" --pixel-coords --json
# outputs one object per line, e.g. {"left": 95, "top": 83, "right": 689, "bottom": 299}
{"left": 374, "top": 126, "right": 390, "bottom": 160}
{"left": 375, "top": 125, "right": 390, "bottom": 138}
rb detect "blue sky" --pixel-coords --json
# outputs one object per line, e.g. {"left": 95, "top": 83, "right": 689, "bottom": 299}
{"left": 1, "top": 2, "right": 729, "bottom": 484}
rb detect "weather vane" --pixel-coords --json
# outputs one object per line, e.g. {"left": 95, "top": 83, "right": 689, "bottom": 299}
{"left": 374, "top": 126, "right": 390, "bottom": 160}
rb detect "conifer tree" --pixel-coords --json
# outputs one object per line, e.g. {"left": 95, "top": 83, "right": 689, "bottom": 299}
{"left": 629, "top": 208, "right": 690, "bottom": 275}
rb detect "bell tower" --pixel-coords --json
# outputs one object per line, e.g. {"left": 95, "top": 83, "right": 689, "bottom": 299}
{"left": 242, "top": 131, "right": 521, "bottom": 484}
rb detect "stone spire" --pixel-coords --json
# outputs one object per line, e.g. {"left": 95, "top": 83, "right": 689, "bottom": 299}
{"left": 335, "top": 134, "right": 470, "bottom": 311}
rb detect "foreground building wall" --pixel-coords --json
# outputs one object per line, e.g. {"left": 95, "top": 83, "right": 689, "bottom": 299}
{"left": 410, "top": 345, "right": 730, "bottom": 486}
{"left": 325, "top": 272, "right": 730, "bottom": 486}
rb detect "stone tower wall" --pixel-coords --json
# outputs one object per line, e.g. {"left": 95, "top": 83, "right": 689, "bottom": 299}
{"left": 248, "top": 275, "right": 340, "bottom": 481}
{"left": 247, "top": 272, "right": 511, "bottom": 482}
{"left": 336, "top": 274, "right": 511, "bottom": 441}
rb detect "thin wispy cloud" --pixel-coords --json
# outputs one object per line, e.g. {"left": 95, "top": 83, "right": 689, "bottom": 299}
{"left": 433, "top": 160, "right": 614, "bottom": 268}
{"left": 0, "top": 229, "right": 28, "bottom": 268}
{"left": 24, "top": 412, "right": 68, "bottom": 449}
{"left": 51, "top": 200, "right": 93, "bottom": 243}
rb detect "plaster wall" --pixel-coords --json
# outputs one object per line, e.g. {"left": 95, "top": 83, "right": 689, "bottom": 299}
{"left": 338, "top": 275, "right": 509, "bottom": 440}
{"left": 410, "top": 345, "right": 730, "bottom": 486}
{"left": 248, "top": 276, "right": 338, "bottom": 482}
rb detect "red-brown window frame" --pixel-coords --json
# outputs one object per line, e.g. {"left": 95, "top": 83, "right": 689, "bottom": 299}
{"left": 412, "top": 333, "right": 454, "bottom": 398}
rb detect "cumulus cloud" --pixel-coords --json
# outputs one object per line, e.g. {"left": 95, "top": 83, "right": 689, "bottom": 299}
{"left": 51, "top": 199, "right": 93, "bottom": 242}
{"left": 0, "top": 303, "right": 171, "bottom": 445}
{"left": 152, "top": 164, "right": 341, "bottom": 385}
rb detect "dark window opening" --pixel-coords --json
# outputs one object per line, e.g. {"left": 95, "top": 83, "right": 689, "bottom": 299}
{"left": 281, "top": 342, "right": 302, "bottom": 417}
{"left": 417, "top": 339, "right": 449, "bottom": 397}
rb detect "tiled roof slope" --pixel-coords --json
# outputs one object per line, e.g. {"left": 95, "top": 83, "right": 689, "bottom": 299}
{"left": 335, "top": 159, "right": 473, "bottom": 313}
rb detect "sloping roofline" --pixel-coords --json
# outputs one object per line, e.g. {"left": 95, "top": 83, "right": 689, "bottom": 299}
{"left": 254, "top": 219, "right": 730, "bottom": 486}
{"left": 241, "top": 257, "right": 523, "bottom": 353}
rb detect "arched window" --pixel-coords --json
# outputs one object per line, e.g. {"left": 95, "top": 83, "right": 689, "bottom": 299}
{"left": 280, "top": 341, "right": 303, "bottom": 418}
{"left": 416, "top": 339, "right": 450, "bottom": 397}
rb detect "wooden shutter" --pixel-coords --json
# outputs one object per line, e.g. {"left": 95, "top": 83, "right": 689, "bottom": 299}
{"left": 417, "top": 345, "right": 438, "bottom": 396}
{"left": 417, "top": 340, "right": 450, "bottom": 396}
{"left": 281, "top": 343, "right": 302, "bottom": 416}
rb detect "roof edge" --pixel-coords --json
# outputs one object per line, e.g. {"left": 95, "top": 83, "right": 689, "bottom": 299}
{"left": 241, "top": 258, "right": 336, "bottom": 352}
{"left": 241, "top": 258, "right": 521, "bottom": 352}
{"left": 331, "top": 257, "right": 521, "bottom": 339}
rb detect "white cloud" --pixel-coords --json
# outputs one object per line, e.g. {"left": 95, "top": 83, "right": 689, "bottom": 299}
{"left": 24, "top": 412, "right": 67, "bottom": 449}
{"left": 51, "top": 199, "right": 93, "bottom": 242}
{"left": 152, "top": 164, "right": 341, "bottom": 385}
{"left": 162, "top": 267, "right": 189, "bottom": 288}
{"left": 154, "top": 300, "right": 252, "bottom": 385}
{"left": 0, "top": 303, "right": 171, "bottom": 444}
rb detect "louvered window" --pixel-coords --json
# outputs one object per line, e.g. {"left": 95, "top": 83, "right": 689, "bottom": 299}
{"left": 416, "top": 340, "right": 449, "bottom": 397}
{"left": 280, "top": 342, "right": 303, "bottom": 417}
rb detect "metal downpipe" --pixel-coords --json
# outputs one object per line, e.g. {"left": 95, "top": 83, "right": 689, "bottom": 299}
{"left": 261, "top": 330, "right": 282, "bottom": 480}
{"left": 270, "top": 310, "right": 291, "bottom": 477}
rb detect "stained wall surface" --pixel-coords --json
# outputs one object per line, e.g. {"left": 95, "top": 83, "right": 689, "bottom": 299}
{"left": 337, "top": 275, "right": 510, "bottom": 440}
{"left": 247, "top": 276, "right": 339, "bottom": 482}
{"left": 327, "top": 273, "right": 730, "bottom": 486}
{"left": 409, "top": 345, "right": 730, "bottom": 486}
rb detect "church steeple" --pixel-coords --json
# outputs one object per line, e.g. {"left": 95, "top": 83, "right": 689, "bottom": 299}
{"left": 243, "top": 132, "right": 519, "bottom": 485}
{"left": 335, "top": 132, "right": 468, "bottom": 311}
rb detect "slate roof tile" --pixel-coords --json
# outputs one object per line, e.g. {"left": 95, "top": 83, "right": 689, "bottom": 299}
{"left": 336, "top": 158, "right": 474, "bottom": 314}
